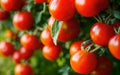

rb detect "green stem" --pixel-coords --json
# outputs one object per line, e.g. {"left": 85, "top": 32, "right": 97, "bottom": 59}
{"left": 90, "top": 46, "right": 101, "bottom": 53}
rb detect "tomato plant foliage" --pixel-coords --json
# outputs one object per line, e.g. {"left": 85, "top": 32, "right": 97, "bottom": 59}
{"left": 0, "top": 0, "right": 120, "bottom": 75}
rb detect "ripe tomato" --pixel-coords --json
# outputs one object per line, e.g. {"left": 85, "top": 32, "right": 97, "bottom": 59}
{"left": 0, "top": 41, "right": 15, "bottom": 56}
{"left": 49, "top": 0, "right": 76, "bottom": 21}
{"left": 20, "top": 47, "right": 33, "bottom": 60}
{"left": 34, "top": 0, "right": 47, "bottom": 4}
{"left": 12, "top": 51, "right": 21, "bottom": 64}
{"left": 0, "top": 0, "right": 24, "bottom": 11}
{"left": 0, "top": 8, "right": 9, "bottom": 20}
{"left": 48, "top": 17, "right": 80, "bottom": 42}
{"left": 90, "top": 22, "right": 115, "bottom": 46}
{"left": 15, "top": 64, "right": 33, "bottom": 75}
{"left": 70, "top": 41, "right": 84, "bottom": 56}
{"left": 90, "top": 56, "right": 112, "bottom": 75}
{"left": 75, "top": 0, "right": 109, "bottom": 17}
{"left": 108, "top": 34, "right": 120, "bottom": 60}
{"left": 40, "top": 28, "right": 55, "bottom": 46}
{"left": 13, "top": 11, "right": 34, "bottom": 30}
{"left": 20, "top": 34, "right": 40, "bottom": 50}
{"left": 42, "top": 44, "right": 62, "bottom": 60}
{"left": 70, "top": 50, "right": 97, "bottom": 74}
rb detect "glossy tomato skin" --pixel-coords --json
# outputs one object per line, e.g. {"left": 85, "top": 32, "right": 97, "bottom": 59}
{"left": 90, "top": 56, "right": 112, "bottom": 75}
{"left": 70, "top": 41, "right": 84, "bottom": 56}
{"left": 40, "top": 28, "right": 55, "bottom": 46}
{"left": 12, "top": 51, "right": 21, "bottom": 64}
{"left": 34, "top": 0, "right": 47, "bottom": 4}
{"left": 20, "top": 47, "right": 33, "bottom": 60}
{"left": 75, "top": 0, "right": 109, "bottom": 17}
{"left": 20, "top": 34, "right": 40, "bottom": 50}
{"left": 70, "top": 50, "right": 97, "bottom": 74}
{"left": 48, "top": 17, "right": 80, "bottom": 42}
{"left": 0, "top": 9, "right": 9, "bottom": 20}
{"left": 108, "top": 34, "right": 120, "bottom": 60}
{"left": 42, "top": 45, "right": 62, "bottom": 61}
{"left": 0, "top": 41, "right": 15, "bottom": 56}
{"left": 0, "top": 0, "right": 24, "bottom": 11}
{"left": 13, "top": 12, "right": 34, "bottom": 30}
{"left": 49, "top": 0, "right": 76, "bottom": 21}
{"left": 15, "top": 64, "right": 33, "bottom": 75}
{"left": 90, "top": 22, "right": 115, "bottom": 46}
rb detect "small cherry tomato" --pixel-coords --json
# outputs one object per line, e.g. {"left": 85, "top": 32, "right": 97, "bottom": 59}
{"left": 48, "top": 17, "right": 80, "bottom": 42}
{"left": 0, "top": 0, "right": 24, "bottom": 11}
{"left": 40, "top": 28, "right": 55, "bottom": 46}
{"left": 34, "top": 0, "right": 47, "bottom": 4}
{"left": 12, "top": 51, "right": 21, "bottom": 64}
{"left": 70, "top": 50, "right": 97, "bottom": 74}
{"left": 75, "top": 0, "right": 109, "bottom": 17}
{"left": 90, "top": 22, "right": 115, "bottom": 46}
{"left": 20, "top": 34, "right": 40, "bottom": 50}
{"left": 42, "top": 44, "right": 62, "bottom": 61}
{"left": 15, "top": 64, "right": 33, "bottom": 75}
{"left": 108, "top": 34, "right": 120, "bottom": 60}
{"left": 0, "top": 41, "right": 15, "bottom": 56}
{"left": 5, "top": 30, "right": 17, "bottom": 40}
{"left": 20, "top": 47, "right": 33, "bottom": 60}
{"left": 70, "top": 41, "right": 84, "bottom": 56}
{"left": 49, "top": 0, "right": 76, "bottom": 21}
{"left": 13, "top": 11, "right": 34, "bottom": 30}
{"left": 90, "top": 56, "right": 112, "bottom": 75}
{"left": 0, "top": 8, "right": 9, "bottom": 20}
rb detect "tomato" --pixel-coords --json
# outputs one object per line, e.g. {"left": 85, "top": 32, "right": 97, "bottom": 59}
{"left": 90, "top": 56, "right": 112, "bottom": 75}
{"left": 34, "top": 0, "right": 47, "bottom": 4}
{"left": 49, "top": 0, "right": 76, "bottom": 21}
{"left": 70, "top": 41, "right": 84, "bottom": 56}
{"left": 12, "top": 51, "right": 21, "bottom": 64}
{"left": 13, "top": 11, "right": 34, "bottom": 30}
{"left": 42, "top": 44, "right": 62, "bottom": 60}
{"left": 20, "top": 34, "right": 40, "bottom": 50}
{"left": 108, "top": 34, "right": 120, "bottom": 60}
{"left": 20, "top": 47, "right": 33, "bottom": 60}
{"left": 0, "top": 0, "right": 24, "bottom": 11}
{"left": 0, "top": 8, "right": 9, "bottom": 20}
{"left": 5, "top": 30, "right": 17, "bottom": 40}
{"left": 111, "top": 22, "right": 120, "bottom": 28}
{"left": 70, "top": 50, "right": 97, "bottom": 74}
{"left": 15, "top": 64, "right": 33, "bottom": 75}
{"left": 0, "top": 41, "right": 15, "bottom": 56}
{"left": 40, "top": 28, "right": 55, "bottom": 46}
{"left": 75, "top": 0, "right": 109, "bottom": 17}
{"left": 90, "top": 22, "right": 115, "bottom": 46}
{"left": 48, "top": 17, "right": 80, "bottom": 42}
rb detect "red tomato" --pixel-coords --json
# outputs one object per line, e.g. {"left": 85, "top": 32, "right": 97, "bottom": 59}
{"left": 70, "top": 50, "right": 97, "bottom": 74}
{"left": 90, "top": 22, "right": 115, "bottom": 46}
{"left": 20, "top": 34, "right": 40, "bottom": 50}
{"left": 34, "top": 0, "right": 47, "bottom": 4}
{"left": 42, "top": 44, "right": 62, "bottom": 60}
{"left": 40, "top": 28, "right": 55, "bottom": 46}
{"left": 13, "top": 11, "right": 34, "bottom": 30}
{"left": 12, "top": 51, "right": 21, "bottom": 64}
{"left": 75, "top": 0, "right": 109, "bottom": 17}
{"left": 15, "top": 64, "right": 33, "bottom": 75}
{"left": 0, "top": 0, "right": 24, "bottom": 11}
{"left": 20, "top": 47, "right": 33, "bottom": 60}
{"left": 90, "top": 56, "right": 112, "bottom": 75}
{"left": 108, "top": 34, "right": 120, "bottom": 60}
{"left": 49, "top": 0, "right": 76, "bottom": 21}
{"left": 70, "top": 41, "right": 84, "bottom": 56}
{"left": 48, "top": 17, "right": 80, "bottom": 42}
{"left": 0, "top": 41, "right": 15, "bottom": 56}
{"left": 0, "top": 8, "right": 9, "bottom": 20}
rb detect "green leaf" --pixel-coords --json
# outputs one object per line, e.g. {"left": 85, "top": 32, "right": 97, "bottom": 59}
{"left": 51, "top": 20, "right": 63, "bottom": 45}
{"left": 113, "top": 10, "right": 120, "bottom": 19}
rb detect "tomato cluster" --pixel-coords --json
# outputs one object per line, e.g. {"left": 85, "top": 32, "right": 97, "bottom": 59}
{"left": 0, "top": 0, "right": 120, "bottom": 75}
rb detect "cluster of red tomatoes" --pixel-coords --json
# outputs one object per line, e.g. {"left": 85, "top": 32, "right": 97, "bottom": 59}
{"left": 0, "top": 0, "right": 120, "bottom": 75}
